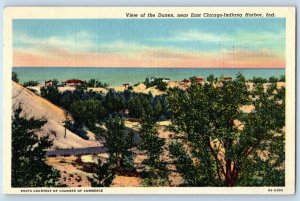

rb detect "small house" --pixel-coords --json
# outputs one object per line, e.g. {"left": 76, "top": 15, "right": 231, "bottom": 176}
{"left": 162, "top": 78, "right": 170, "bottom": 83}
{"left": 195, "top": 77, "right": 205, "bottom": 84}
{"left": 181, "top": 79, "right": 190, "bottom": 84}
{"left": 147, "top": 77, "right": 156, "bottom": 82}
{"left": 45, "top": 80, "right": 53, "bottom": 86}
{"left": 123, "top": 83, "right": 130, "bottom": 89}
{"left": 65, "top": 79, "right": 84, "bottom": 86}
{"left": 223, "top": 77, "right": 232, "bottom": 82}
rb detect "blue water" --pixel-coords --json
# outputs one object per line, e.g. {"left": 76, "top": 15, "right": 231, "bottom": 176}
{"left": 13, "top": 67, "right": 285, "bottom": 86}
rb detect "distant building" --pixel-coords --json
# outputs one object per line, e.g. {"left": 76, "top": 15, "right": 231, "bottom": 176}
{"left": 123, "top": 83, "right": 130, "bottom": 89}
{"left": 45, "top": 80, "right": 53, "bottom": 86}
{"left": 195, "top": 77, "right": 205, "bottom": 84}
{"left": 181, "top": 79, "right": 190, "bottom": 83}
{"left": 146, "top": 77, "right": 170, "bottom": 84}
{"left": 146, "top": 77, "right": 156, "bottom": 83}
{"left": 162, "top": 78, "right": 170, "bottom": 83}
{"left": 64, "top": 79, "right": 84, "bottom": 86}
{"left": 222, "top": 77, "right": 232, "bottom": 81}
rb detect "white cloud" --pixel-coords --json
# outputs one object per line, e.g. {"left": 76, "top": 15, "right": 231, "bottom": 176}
{"left": 14, "top": 31, "right": 98, "bottom": 53}
{"left": 158, "top": 29, "right": 285, "bottom": 49}
{"left": 169, "top": 30, "right": 228, "bottom": 43}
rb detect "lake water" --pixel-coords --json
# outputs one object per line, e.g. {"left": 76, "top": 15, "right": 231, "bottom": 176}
{"left": 13, "top": 67, "right": 285, "bottom": 86}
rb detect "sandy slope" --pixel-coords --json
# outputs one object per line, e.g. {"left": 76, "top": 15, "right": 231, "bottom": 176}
{"left": 12, "top": 82, "right": 101, "bottom": 149}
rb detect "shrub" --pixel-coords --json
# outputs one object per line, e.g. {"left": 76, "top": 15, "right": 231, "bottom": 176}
{"left": 23, "top": 80, "right": 39, "bottom": 87}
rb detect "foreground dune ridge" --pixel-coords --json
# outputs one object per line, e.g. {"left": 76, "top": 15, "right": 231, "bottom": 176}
{"left": 12, "top": 81, "right": 101, "bottom": 149}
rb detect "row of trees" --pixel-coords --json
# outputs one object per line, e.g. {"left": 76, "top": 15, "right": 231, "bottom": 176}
{"left": 251, "top": 75, "right": 285, "bottom": 83}
{"left": 12, "top": 72, "right": 108, "bottom": 88}
{"left": 85, "top": 79, "right": 109, "bottom": 88}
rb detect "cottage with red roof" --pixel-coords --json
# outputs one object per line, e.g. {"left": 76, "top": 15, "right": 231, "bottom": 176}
{"left": 181, "top": 79, "right": 190, "bottom": 84}
{"left": 195, "top": 77, "right": 205, "bottom": 84}
{"left": 45, "top": 80, "right": 53, "bottom": 86}
{"left": 223, "top": 77, "right": 232, "bottom": 81}
{"left": 64, "top": 79, "right": 84, "bottom": 86}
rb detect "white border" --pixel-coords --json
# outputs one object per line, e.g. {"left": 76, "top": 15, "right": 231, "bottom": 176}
{"left": 3, "top": 7, "right": 296, "bottom": 194}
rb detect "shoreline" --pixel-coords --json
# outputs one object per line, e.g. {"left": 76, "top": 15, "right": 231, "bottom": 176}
{"left": 12, "top": 68, "right": 285, "bottom": 86}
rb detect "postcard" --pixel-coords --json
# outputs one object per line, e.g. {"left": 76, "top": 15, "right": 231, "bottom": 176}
{"left": 3, "top": 7, "right": 295, "bottom": 194}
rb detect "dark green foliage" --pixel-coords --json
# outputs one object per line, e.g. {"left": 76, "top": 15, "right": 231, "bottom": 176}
{"left": 207, "top": 74, "right": 217, "bottom": 83}
{"left": 59, "top": 89, "right": 104, "bottom": 111}
{"left": 12, "top": 72, "right": 19, "bottom": 83}
{"left": 145, "top": 77, "right": 167, "bottom": 91}
{"left": 169, "top": 143, "right": 213, "bottom": 186}
{"left": 268, "top": 76, "right": 279, "bottom": 83}
{"left": 85, "top": 79, "right": 109, "bottom": 88}
{"left": 167, "top": 74, "right": 285, "bottom": 187}
{"left": 127, "top": 94, "right": 152, "bottom": 118}
{"left": 127, "top": 93, "right": 171, "bottom": 120}
{"left": 104, "top": 115, "right": 134, "bottom": 169}
{"left": 251, "top": 76, "right": 268, "bottom": 83}
{"left": 189, "top": 76, "right": 197, "bottom": 83}
{"left": 88, "top": 160, "right": 115, "bottom": 187}
{"left": 43, "top": 85, "right": 170, "bottom": 121}
{"left": 279, "top": 75, "right": 285, "bottom": 82}
{"left": 103, "top": 89, "right": 126, "bottom": 114}
{"left": 40, "top": 86, "right": 61, "bottom": 105}
{"left": 139, "top": 116, "right": 164, "bottom": 168}
{"left": 23, "top": 80, "right": 39, "bottom": 87}
{"left": 12, "top": 106, "right": 61, "bottom": 187}
{"left": 139, "top": 114, "right": 167, "bottom": 186}
{"left": 64, "top": 121, "right": 89, "bottom": 140}
{"left": 52, "top": 79, "right": 59, "bottom": 86}
{"left": 69, "top": 99, "right": 105, "bottom": 130}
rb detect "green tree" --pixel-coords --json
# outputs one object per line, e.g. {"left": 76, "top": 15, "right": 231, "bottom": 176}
{"left": 279, "top": 75, "right": 285, "bottom": 82}
{"left": 69, "top": 99, "right": 105, "bottom": 129}
{"left": 144, "top": 77, "right": 167, "bottom": 91}
{"left": 169, "top": 142, "right": 201, "bottom": 186}
{"left": 252, "top": 76, "right": 268, "bottom": 83}
{"left": 12, "top": 106, "right": 61, "bottom": 187}
{"left": 154, "top": 100, "right": 163, "bottom": 120}
{"left": 52, "top": 79, "right": 59, "bottom": 86}
{"left": 86, "top": 79, "right": 109, "bottom": 88}
{"left": 139, "top": 116, "right": 164, "bottom": 168}
{"left": 87, "top": 79, "right": 96, "bottom": 87}
{"left": 207, "top": 74, "right": 215, "bottom": 83}
{"left": 23, "top": 80, "right": 39, "bottom": 87}
{"left": 88, "top": 159, "right": 115, "bottom": 187}
{"left": 167, "top": 74, "right": 285, "bottom": 187}
{"left": 12, "top": 72, "right": 19, "bottom": 83}
{"left": 138, "top": 114, "right": 166, "bottom": 186}
{"left": 269, "top": 76, "right": 279, "bottom": 83}
{"left": 128, "top": 96, "right": 142, "bottom": 118}
{"left": 104, "top": 116, "right": 134, "bottom": 169}
{"left": 40, "top": 86, "right": 61, "bottom": 105}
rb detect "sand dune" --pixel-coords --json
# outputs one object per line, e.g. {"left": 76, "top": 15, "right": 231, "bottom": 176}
{"left": 12, "top": 82, "right": 101, "bottom": 149}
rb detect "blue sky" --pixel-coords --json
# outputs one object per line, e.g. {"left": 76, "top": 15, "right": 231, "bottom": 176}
{"left": 13, "top": 18, "right": 286, "bottom": 68}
